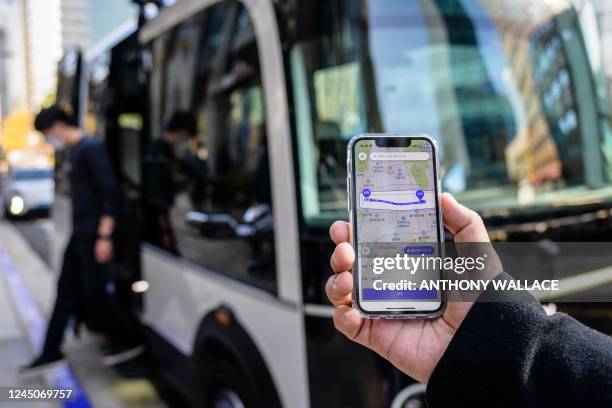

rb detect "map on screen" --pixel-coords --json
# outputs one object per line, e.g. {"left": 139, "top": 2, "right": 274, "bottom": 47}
{"left": 353, "top": 138, "right": 440, "bottom": 301}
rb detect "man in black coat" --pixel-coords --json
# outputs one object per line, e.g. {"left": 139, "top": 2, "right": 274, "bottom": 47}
{"left": 20, "top": 106, "right": 144, "bottom": 376}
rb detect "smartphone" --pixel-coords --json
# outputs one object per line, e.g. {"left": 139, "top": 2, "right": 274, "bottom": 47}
{"left": 347, "top": 134, "right": 445, "bottom": 318}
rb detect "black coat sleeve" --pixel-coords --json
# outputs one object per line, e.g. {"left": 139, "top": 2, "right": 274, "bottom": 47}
{"left": 84, "top": 141, "right": 119, "bottom": 219}
{"left": 426, "top": 274, "right": 612, "bottom": 408}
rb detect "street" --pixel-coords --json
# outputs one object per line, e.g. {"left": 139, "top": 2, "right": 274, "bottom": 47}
{"left": 0, "top": 217, "right": 168, "bottom": 408}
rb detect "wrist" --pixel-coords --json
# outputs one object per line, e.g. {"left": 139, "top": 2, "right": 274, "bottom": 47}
{"left": 97, "top": 234, "right": 112, "bottom": 241}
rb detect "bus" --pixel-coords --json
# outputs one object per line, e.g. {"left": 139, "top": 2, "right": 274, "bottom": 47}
{"left": 56, "top": 0, "right": 612, "bottom": 407}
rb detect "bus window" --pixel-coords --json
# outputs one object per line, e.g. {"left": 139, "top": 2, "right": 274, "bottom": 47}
{"left": 145, "top": 1, "right": 276, "bottom": 294}
{"left": 86, "top": 51, "right": 110, "bottom": 139}
{"left": 162, "top": 14, "right": 203, "bottom": 120}
{"left": 285, "top": 0, "right": 612, "bottom": 228}
{"left": 56, "top": 48, "right": 81, "bottom": 120}
{"left": 281, "top": 0, "right": 612, "bottom": 303}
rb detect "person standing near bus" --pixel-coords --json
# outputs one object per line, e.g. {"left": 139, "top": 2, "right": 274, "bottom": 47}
{"left": 20, "top": 106, "right": 145, "bottom": 376}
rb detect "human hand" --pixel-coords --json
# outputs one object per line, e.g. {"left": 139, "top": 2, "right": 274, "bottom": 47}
{"left": 95, "top": 238, "right": 113, "bottom": 264}
{"left": 326, "top": 193, "right": 490, "bottom": 383}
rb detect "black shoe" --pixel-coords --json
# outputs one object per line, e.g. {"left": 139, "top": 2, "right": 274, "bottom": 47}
{"left": 19, "top": 352, "right": 66, "bottom": 377}
{"left": 100, "top": 343, "right": 146, "bottom": 366}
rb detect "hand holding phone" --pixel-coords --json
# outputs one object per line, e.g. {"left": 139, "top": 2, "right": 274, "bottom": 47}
{"left": 326, "top": 193, "right": 488, "bottom": 383}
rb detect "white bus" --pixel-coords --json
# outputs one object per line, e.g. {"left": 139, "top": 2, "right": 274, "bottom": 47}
{"left": 55, "top": 0, "right": 612, "bottom": 407}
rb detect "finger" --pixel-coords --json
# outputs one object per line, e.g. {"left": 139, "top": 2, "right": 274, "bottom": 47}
{"left": 330, "top": 221, "right": 350, "bottom": 245}
{"left": 325, "top": 271, "right": 353, "bottom": 306}
{"left": 333, "top": 305, "right": 366, "bottom": 342}
{"left": 441, "top": 193, "right": 489, "bottom": 242}
{"left": 330, "top": 242, "right": 355, "bottom": 274}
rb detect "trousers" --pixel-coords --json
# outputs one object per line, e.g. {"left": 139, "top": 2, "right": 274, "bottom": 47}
{"left": 43, "top": 234, "right": 142, "bottom": 355}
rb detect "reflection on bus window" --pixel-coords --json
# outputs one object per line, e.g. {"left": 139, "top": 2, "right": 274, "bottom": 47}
{"left": 286, "top": 0, "right": 612, "bottom": 226}
{"left": 145, "top": 1, "right": 276, "bottom": 293}
{"left": 86, "top": 51, "right": 111, "bottom": 138}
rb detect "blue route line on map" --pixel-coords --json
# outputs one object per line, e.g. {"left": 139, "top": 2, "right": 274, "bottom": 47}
{"left": 361, "top": 188, "right": 426, "bottom": 206}
{"left": 364, "top": 197, "right": 426, "bottom": 206}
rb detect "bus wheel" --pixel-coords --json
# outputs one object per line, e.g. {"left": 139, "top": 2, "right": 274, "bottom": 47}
{"left": 197, "top": 356, "right": 260, "bottom": 408}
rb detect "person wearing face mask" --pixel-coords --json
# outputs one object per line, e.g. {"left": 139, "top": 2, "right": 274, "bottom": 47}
{"left": 143, "top": 111, "right": 198, "bottom": 254}
{"left": 20, "top": 106, "right": 146, "bottom": 376}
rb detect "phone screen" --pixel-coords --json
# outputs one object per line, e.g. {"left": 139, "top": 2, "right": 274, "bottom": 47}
{"left": 351, "top": 137, "right": 442, "bottom": 314}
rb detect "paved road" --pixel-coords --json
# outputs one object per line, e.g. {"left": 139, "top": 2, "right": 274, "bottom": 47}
{"left": 0, "top": 243, "right": 58, "bottom": 408}
{"left": 11, "top": 217, "right": 53, "bottom": 266}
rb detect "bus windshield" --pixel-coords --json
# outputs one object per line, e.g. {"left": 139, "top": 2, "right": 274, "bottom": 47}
{"left": 283, "top": 0, "right": 612, "bottom": 226}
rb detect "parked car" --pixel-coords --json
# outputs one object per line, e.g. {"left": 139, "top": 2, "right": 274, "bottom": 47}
{"left": 2, "top": 167, "right": 54, "bottom": 218}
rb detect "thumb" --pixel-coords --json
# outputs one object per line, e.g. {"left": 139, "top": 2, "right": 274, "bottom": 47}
{"left": 441, "top": 193, "right": 489, "bottom": 242}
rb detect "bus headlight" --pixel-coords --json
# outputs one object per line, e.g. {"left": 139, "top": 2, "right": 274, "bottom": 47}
{"left": 9, "top": 195, "right": 25, "bottom": 216}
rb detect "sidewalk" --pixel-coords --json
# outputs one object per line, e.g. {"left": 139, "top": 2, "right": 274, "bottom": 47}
{"left": 0, "top": 221, "right": 164, "bottom": 408}
{"left": 0, "top": 239, "right": 57, "bottom": 408}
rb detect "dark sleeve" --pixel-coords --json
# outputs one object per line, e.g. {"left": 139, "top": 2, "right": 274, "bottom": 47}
{"left": 426, "top": 274, "right": 612, "bottom": 408}
{"left": 85, "top": 141, "right": 119, "bottom": 218}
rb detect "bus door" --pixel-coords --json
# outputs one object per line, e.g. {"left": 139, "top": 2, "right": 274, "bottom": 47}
{"left": 85, "top": 31, "right": 149, "bottom": 309}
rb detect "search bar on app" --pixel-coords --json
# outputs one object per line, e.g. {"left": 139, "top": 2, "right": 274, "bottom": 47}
{"left": 370, "top": 152, "right": 429, "bottom": 161}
